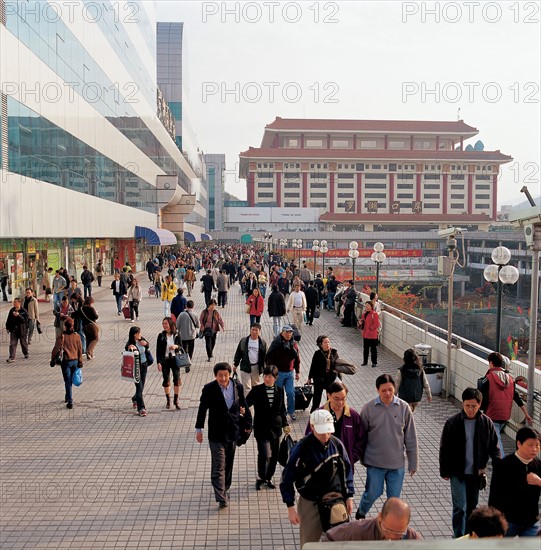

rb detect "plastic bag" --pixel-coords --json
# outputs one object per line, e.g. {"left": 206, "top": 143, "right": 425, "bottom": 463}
{"left": 72, "top": 367, "right": 83, "bottom": 387}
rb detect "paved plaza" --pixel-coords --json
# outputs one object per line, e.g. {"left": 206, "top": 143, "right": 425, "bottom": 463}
{"left": 0, "top": 272, "right": 515, "bottom": 549}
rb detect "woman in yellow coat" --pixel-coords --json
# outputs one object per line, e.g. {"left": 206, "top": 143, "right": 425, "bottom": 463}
{"left": 161, "top": 275, "right": 177, "bottom": 317}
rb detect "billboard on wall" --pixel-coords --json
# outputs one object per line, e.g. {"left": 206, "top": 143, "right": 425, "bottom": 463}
{"left": 226, "top": 207, "right": 320, "bottom": 224}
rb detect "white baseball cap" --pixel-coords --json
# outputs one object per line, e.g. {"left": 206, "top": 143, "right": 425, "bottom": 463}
{"left": 310, "top": 409, "right": 335, "bottom": 434}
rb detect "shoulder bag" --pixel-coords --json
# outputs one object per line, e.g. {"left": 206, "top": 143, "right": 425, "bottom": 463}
{"left": 174, "top": 346, "right": 191, "bottom": 372}
{"left": 51, "top": 335, "right": 65, "bottom": 367}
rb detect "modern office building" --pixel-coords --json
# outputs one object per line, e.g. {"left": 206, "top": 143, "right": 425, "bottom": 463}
{"left": 156, "top": 21, "right": 209, "bottom": 241}
{"left": 239, "top": 117, "right": 513, "bottom": 231}
{"left": 0, "top": 1, "right": 200, "bottom": 295}
{"left": 204, "top": 153, "right": 225, "bottom": 232}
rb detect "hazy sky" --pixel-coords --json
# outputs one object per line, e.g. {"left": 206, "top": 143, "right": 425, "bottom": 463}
{"left": 155, "top": 0, "right": 540, "bottom": 207}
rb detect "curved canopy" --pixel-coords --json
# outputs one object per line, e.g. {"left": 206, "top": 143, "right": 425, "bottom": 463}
{"left": 135, "top": 226, "right": 177, "bottom": 246}
{"left": 184, "top": 231, "right": 196, "bottom": 243}
{"left": 201, "top": 233, "right": 212, "bottom": 241}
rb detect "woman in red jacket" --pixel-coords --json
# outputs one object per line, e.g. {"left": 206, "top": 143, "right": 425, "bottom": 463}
{"left": 246, "top": 287, "right": 265, "bottom": 326}
{"left": 359, "top": 301, "right": 380, "bottom": 367}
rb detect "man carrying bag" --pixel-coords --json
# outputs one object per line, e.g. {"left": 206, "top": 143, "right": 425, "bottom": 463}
{"left": 280, "top": 409, "right": 354, "bottom": 547}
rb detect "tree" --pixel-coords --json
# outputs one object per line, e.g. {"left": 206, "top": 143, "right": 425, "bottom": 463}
{"left": 376, "top": 284, "right": 420, "bottom": 316}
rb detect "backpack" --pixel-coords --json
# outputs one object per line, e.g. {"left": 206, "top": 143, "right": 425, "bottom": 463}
{"left": 398, "top": 368, "right": 423, "bottom": 403}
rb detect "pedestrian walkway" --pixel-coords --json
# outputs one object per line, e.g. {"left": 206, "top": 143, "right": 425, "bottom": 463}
{"left": 0, "top": 273, "right": 514, "bottom": 549}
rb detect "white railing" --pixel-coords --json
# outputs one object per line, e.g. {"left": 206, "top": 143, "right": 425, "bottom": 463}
{"left": 367, "top": 294, "right": 541, "bottom": 434}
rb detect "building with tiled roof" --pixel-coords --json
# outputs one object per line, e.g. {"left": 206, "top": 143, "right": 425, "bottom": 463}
{"left": 238, "top": 117, "right": 513, "bottom": 231}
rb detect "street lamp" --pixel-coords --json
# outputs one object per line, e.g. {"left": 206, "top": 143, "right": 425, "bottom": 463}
{"left": 292, "top": 239, "right": 303, "bottom": 268}
{"left": 371, "top": 242, "right": 386, "bottom": 294}
{"left": 483, "top": 246, "right": 519, "bottom": 352}
{"left": 320, "top": 240, "right": 328, "bottom": 276}
{"left": 348, "top": 241, "right": 359, "bottom": 283}
{"left": 312, "top": 239, "right": 320, "bottom": 276}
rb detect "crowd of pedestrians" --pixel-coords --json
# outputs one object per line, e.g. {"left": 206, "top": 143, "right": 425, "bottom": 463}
{"left": 3, "top": 242, "right": 539, "bottom": 546}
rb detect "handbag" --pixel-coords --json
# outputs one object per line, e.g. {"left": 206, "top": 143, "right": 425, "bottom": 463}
{"left": 36, "top": 320, "right": 43, "bottom": 335}
{"left": 72, "top": 367, "right": 83, "bottom": 387}
{"left": 334, "top": 358, "right": 357, "bottom": 375}
{"left": 174, "top": 348, "right": 192, "bottom": 372}
{"left": 145, "top": 349, "right": 154, "bottom": 366}
{"left": 317, "top": 491, "right": 349, "bottom": 532}
{"left": 313, "top": 308, "right": 321, "bottom": 319}
{"left": 245, "top": 303, "right": 251, "bottom": 314}
{"left": 278, "top": 434, "right": 296, "bottom": 467}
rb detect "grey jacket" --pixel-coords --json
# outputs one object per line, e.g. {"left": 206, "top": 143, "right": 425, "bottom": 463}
{"left": 216, "top": 274, "right": 229, "bottom": 292}
{"left": 176, "top": 309, "right": 199, "bottom": 340}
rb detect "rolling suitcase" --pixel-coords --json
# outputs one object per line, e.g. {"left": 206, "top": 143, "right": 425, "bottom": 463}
{"left": 294, "top": 384, "right": 313, "bottom": 411}
{"left": 122, "top": 305, "right": 131, "bottom": 319}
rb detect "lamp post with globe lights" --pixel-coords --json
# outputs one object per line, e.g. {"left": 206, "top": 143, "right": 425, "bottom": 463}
{"left": 348, "top": 241, "right": 359, "bottom": 283}
{"left": 312, "top": 240, "right": 320, "bottom": 276}
{"left": 371, "top": 242, "right": 386, "bottom": 294}
{"left": 483, "top": 246, "right": 520, "bottom": 353}
{"left": 320, "top": 240, "right": 328, "bottom": 276}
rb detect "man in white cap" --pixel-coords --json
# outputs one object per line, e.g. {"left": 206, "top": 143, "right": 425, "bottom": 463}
{"left": 280, "top": 409, "right": 354, "bottom": 547}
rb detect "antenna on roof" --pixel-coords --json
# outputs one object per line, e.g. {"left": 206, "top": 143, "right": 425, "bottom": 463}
{"left": 457, "top": 107, "right": 461, "bottom": 121}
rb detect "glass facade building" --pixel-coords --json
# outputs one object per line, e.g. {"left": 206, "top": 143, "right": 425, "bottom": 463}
{"left": 0, "top": 1, "right": 199, "bottom": 295}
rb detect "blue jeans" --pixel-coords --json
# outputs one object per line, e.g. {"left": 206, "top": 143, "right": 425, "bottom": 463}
{"left": 327, "top": 292, "right": 335, "bottom": 310}
{"left": 61, "top": 359, "right": 79, "bottom": 404}
{"left": 272, "top": 316, "right": 283, "bottom": 337}
{"left": 259, "top": 285, "right": 266, "bottom": 298}
{"left": 83, "top": 283, "right": 92, "bottom": 299}
{"left": 506, "top": 521, "right": 540, "bottom": 537}
{"left": 249, "top": 314, "right": 261, "bottom": 326}
{"left": 53, "top": 291, "right": 64, "bottom": 309}
{"left": 449, "top": 475, "right": 480, "bottom": 538}
{"left": 276, "top": 370, "right": 295, "bottom": 415}
{"left": 115, "top": 294, "right": 123, "bottom": 313}
{"left": 358, "top": 466, "right": 405, "bottom": 516}
{"left": 493, "top": 421, "right": 505, "bottom": 458}
{"left": 163, "top": 299, "right": 171, "bottom": 317}
{"left": 78, "top": 325, "right": 87, "bottom": 355}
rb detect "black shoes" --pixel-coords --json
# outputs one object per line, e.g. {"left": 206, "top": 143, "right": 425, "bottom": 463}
{"left": 174, "top": 394, "right": 180, "bottom": 410}
{"left": 256, "top": 479, "right": 264, "bottom": 491}
{"left": 66, "top": 402, "right": 73, "bottom": 410}
{"left": 265, "top": 480, "right": 276, "bottom": 489}
{"left": 355, "top": 512, "right": 365, "bottom": 520}
{"left": 218, "top": 501, "right": 228, "bottom": 510}
{"left": 361, "top": 363, "right": 368, "bottom": 366}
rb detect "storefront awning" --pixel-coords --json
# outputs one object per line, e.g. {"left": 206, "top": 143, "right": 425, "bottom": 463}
{"left": 201, "top": 233, "right": 212, "bottom": 241}
{"left": 184, "top": 231, "right": 196, "bottom": 243}
{"left": 135, "top": 226, "right": 177, "bottom": 246}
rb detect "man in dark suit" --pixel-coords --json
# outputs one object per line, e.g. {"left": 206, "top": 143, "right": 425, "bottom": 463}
{"left": 195, "top": 362, "right": 252, "bottom": 509}
{"left": 200, "top": 269, "right": 215, "bottom": 306}
{"left": 246, "top": 365, "right": 289, "bottom": 490}
{"left": 304, "top": 280, "right": 320, "bottom": 326}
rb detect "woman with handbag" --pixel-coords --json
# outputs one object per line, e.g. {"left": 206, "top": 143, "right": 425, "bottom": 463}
{"left": 50, "top": 317, "right": 83, "bottom": 409}
{"left": 246, "top": 287, "right": 265, "bottom": 326}
{"left": 307, "top": 335, "right": 341, "bottom": 412}
{"left": 358, "top": 301, "right": 380, "bottom": 367}
{"left": 127, "top": 278, "right": 142, "bottom": 322}
{"left": 395, "top": 348, "right": 432, "bottom": 413}
{"left": 81, "top": 296, "right": 100, "bottom": 360}
{"left": 156, "top": 317, "right": 182, "bottom": 410}
{"left": 199, "top": 299, "right": 225, "bottom": 362}
{"left": 125, "top": 326, "right": 150, "bottom": 417}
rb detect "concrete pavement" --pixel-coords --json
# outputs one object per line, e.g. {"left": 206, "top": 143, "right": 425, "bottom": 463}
{"left": 0, "top": 272, "right": 514, "bottom": 549}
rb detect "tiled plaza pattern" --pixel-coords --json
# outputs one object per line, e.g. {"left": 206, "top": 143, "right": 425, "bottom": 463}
{"left": 0, "top": 271, "right": 516, "bottom": 549}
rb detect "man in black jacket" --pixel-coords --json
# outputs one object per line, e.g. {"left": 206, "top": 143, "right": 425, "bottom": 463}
{"left": 195, "top": 362, "right": 252, "bottom": 509}
{"left": 246, "top": 365, "right": 289, "bottom": 490}
{"left": 489, "top": 427, "right": 541, "bottom": 537}
{"left": 304, "top": 280, "right": 320, "bottom": 326}
{"left": 439, "top": 387, "right": 500, "bottom": 538}
{"left": 5, "top": 298, "right": 29, "bottom": 362}
{"left": 200, "top": 269, "right": 215, "bottom": 306}
{"left": 267, "top": 285, "right": 287, "bottom": 337}
{"left": 233, "top": 323, "right": 267, "bottom": 395}
{"left": 110, "top": 273, "right": 127, "bottom": 315}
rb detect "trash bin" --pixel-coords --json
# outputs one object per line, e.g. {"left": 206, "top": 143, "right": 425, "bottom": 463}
{"left": 414, "top": 343, "right": 432, "bottom": 365}
{"left": 424, "top": 363, "right": 446, "bottom": 396}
